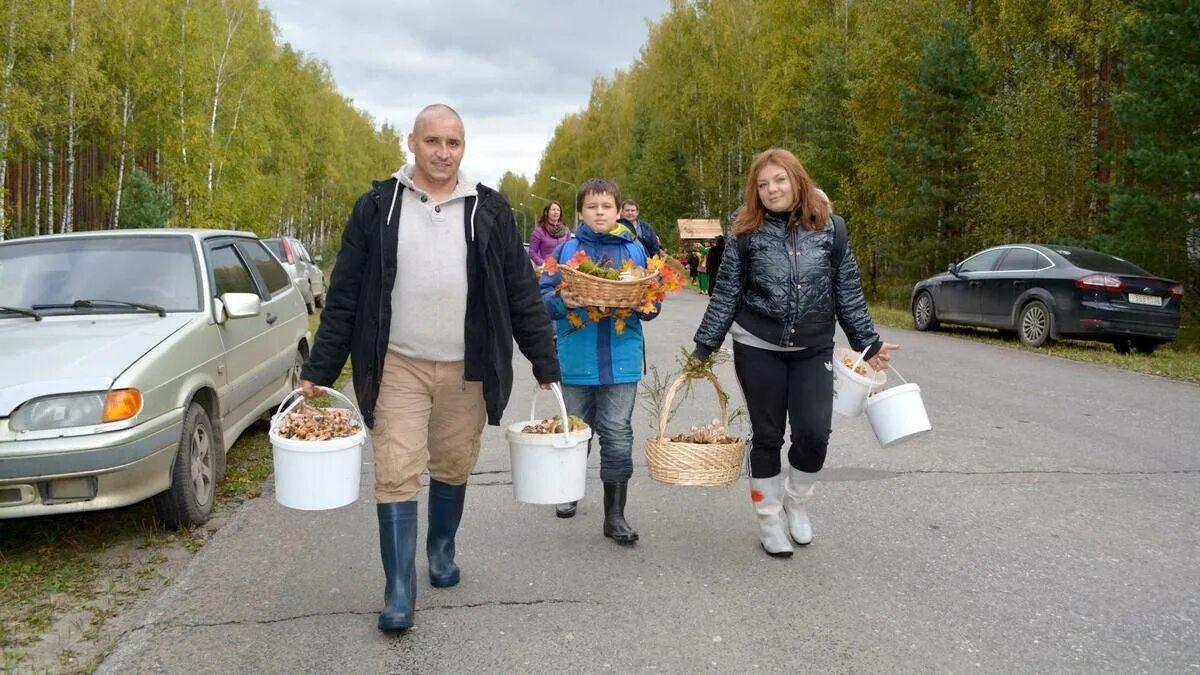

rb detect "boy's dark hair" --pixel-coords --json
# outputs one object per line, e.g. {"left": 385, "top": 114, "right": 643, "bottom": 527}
{"left": 576, "top": 178, "right": 622, "bottom": 213}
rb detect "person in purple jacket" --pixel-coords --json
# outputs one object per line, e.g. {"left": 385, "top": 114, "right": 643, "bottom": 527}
{"left": 528, "top": 200, "right": 571, "bottom": 265}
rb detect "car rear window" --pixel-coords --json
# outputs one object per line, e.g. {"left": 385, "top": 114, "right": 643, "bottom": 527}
{"left": 263, "top": 239, "right": 285, "bottom": 260}
{"left": 1054, "top": 248, "right": 1149, "bottom": 275}
{"left": 238, "top": 240, "right": 292, "bottom": 294}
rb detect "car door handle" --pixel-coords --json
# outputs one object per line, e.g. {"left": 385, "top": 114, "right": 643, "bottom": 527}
{"left": 265, "top": 313, "right": 277, "bottom": 325}
{"left": 1013, "top": 281, "right": 1026, "bottom": 286}
{"left": 969, "top": 281, "right": 981, "bottom": 287}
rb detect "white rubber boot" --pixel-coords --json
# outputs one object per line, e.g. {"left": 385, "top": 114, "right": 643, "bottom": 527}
{"left": 750, "top": 476, "right": 793, "bottom": 558}
{"left": 782, "top": 467, "right": 816, "bottom": 546}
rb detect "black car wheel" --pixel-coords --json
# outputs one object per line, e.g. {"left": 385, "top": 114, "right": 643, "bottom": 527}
{"left": 1112, "top": 338, "right": 1133, "bottom": 355}
{"left": 154, "top": 402, "right": 217, "bottom": 528}
{"left": 1132, "top": 338, "right": 1161, "bottom": 355}
{"left": 912, "top": 291, "right": 939, "bottom": 331}
{"left": 1018, "top": 300, "right": 1053, "bottom": 347}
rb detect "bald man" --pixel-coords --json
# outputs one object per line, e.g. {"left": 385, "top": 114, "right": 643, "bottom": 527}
{"left": 300, "top": 104, "right": 561, "bottom": 632}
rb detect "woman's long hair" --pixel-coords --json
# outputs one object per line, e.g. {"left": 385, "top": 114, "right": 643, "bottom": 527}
{"left": 537, "top": 200, "right": 564, "bottom": 229}
{"left": 732, "top": 148, "right": 830, "bottom": 236}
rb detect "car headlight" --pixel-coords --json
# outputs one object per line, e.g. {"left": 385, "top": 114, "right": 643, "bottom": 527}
{"left": 10, "top": 389, "right": 142, "bottom": 432}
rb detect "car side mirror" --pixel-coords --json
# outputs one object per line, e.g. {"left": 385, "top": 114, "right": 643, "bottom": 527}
{"left": 948, "top": 262, "right": 960, "bottom": 276}
{"left": 220, "top": 292, "right": 262, "bottom": 321}
{"left": 314, "top": 255, "right": 323, "bottom": 264}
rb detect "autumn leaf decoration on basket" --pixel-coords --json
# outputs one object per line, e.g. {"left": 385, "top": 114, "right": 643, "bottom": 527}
{"left": 545, "top": 251, "right": 684, "bottom": 334}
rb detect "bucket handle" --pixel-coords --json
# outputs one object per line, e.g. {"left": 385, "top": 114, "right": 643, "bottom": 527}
{"left": 655, "top": 371, "right": 730, "bottom": 441}
{"left": 528, "top": 383, "right": 577, "bottom": 448}
{"left": 271, "top": 386, "right": 364, "bottom": 434}
{"left": 844, "top": 349, "right": 887, "bottom": 393}
{"left": 867, "top": 365, "right": 911, "bottom": 398}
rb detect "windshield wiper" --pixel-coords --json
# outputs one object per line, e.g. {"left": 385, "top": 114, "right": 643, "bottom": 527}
{"left": 33, "top": 298, "right": 167, "bottom": 317}
{"left": 0, "top": 305, "right": 43, "bottom": 321}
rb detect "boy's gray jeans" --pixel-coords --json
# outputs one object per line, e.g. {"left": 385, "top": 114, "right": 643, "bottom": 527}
{"left": 560, "top": 383, "right": 638, "bottom": 483}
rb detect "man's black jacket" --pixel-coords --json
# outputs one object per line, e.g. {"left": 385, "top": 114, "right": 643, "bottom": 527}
{"left": 300, "top": 177, "right": 560, "bottom": 428}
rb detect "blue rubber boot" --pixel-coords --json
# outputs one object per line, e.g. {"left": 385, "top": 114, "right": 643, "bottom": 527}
{"left": 427, "top": 479, "right": 466, "bottom": 588}
{"left": 376, "top": 501, "right": 418, "bottom": 631}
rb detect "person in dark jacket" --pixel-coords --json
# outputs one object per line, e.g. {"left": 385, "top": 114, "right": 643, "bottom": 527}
{"left": 299, "top": 104, "right": 560, "bottom": 632}
{"left": 686, "top": 245, "right": 701, "bottom": 287}
{"left": 618, "top": 199, "right": 661, "bottom": 257}
{"left": 705, "top": 235, "right": 725, "bottom": 296}
{"left": 691, "top": 148, "right": 898, "bottom": 558}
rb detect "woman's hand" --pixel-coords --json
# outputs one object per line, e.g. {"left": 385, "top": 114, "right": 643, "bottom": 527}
{"left": 867, "top": 342, "right": 900, "bottom": 371}
{"left": 561, "top": 289, "right": 584, "bottom": 308}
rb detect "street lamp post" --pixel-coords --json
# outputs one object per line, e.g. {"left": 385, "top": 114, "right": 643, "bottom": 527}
{"left": 549, "top": 176, "right": 579, "bottom": 225}
{"left": 510, "top": 207, "right": 528, "bottom": 242}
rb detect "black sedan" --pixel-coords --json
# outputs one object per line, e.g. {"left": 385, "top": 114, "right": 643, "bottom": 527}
{"left": 911, "top": 244, "right": 1183, "bottom": 354}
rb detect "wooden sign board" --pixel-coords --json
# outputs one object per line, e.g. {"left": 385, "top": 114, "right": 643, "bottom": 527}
{"left": 677, "top": 218, "right": 722, "bottom": 240}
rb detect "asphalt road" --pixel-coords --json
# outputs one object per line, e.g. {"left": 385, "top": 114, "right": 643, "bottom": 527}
{"left": 100, "top": 290, "right": 1200, "bottom": 674}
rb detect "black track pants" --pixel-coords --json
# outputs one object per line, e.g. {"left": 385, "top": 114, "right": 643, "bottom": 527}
{"left": 732, "top": 341, "right": 834, "bottom": 478}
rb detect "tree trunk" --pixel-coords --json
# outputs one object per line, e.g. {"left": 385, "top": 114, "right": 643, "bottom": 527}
{"left": 60, "top": 0, "right": 77, "bottom": 234}
{"left": 112, "top": 84, "right": 132, "bottom": 229}
{"left": 206, "top": 0, "right": 246, "bottom": 200}
{"left": 178, "top": 0, "right": 191, "bottom": 220}
{"left": 45, "top": 139, "right": 54, "bottom": 234}
{"left": 33, "top": 159, "right": 41, "bottom": 236}
{"left": 214, "top": 82, "right": 247, "bottom": 195}
{"left": 0, "top": 5, "right": 17, "bottom": 240}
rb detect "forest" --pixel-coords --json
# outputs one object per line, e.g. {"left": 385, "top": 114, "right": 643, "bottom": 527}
{"left": 502, "top": 0, "right": 1197, "bottom": 306}
{"left": 0, "top": 0, "right": 401, "bottom": 256}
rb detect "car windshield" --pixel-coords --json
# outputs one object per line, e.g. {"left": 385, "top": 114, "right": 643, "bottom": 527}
{"left": 1055, "top": 248, "right": 1150, "bottom": 276}
{"left": 0, "top": 236, "right": 202, "bottom": 314}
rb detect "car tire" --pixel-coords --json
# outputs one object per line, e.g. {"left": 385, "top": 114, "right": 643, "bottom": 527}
{"left": 154, "top": 402, "right": 217, "bottom": 528}
{"left": 1112, "top": 338, "right": 1133, "bottom": 355}
{"left": 1132, "top": 338, "right": 1160, "bottom": 355}
{"left": 313, "top": 291, "right": 324, "bottom": 309}
{"left": 288, "top": 350, "right": 304, "bottom": 390}
{"left": 1017, "top": 300, "right": 1053, "bottom": 347}
{"left": 912, "top": 291, "right": 939, "bottom": 331}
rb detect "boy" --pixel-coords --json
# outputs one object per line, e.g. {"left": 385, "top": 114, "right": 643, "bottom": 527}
{"left": 539, "top": 178, "right": 660, "bottom": 544}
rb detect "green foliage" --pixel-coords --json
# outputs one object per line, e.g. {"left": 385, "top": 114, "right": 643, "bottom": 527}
{"left": 882, "top": 14, "right": 984, "bottom": 277}
{"left": 0, "top": 0, "right": 401, "bottom": 248}
{"left": 1111, "top": 0, "right": 1200, "bottom": 288}
{"left": 118, "top": 168, "right": 170, "bottom": 228}
{"left": 516, "top": 0, "right": 1190, "bottom": 309}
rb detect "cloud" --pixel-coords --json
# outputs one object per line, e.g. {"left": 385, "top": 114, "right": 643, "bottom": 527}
{"left": 262, "top": 0, "right": 669, "bottom": 187}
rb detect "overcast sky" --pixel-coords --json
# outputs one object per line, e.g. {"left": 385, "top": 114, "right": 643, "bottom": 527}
{"left": 260, "top": 0, "right": 672, "bottom": 188}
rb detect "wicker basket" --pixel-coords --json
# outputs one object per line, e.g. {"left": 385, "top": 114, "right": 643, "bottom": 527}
{"left": 560, "top": 265, "right": 659, "bottom": 309}
{"left": 645, "top": 372, "right": 745, "bottom": 486}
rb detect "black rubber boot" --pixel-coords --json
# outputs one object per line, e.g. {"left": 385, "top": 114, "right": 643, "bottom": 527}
{"left": 377, "top": 501, "right": 418, "bottom": 631}
{"left": 427, "top": 479, "right": 466, "bottom": 588}
{"left": 602, "top": 481, "right": 638, "bottom": 544}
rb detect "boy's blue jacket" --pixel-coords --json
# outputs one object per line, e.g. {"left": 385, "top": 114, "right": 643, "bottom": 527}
{"left": 540, "top": 222, "right": 660, "bottom": 386}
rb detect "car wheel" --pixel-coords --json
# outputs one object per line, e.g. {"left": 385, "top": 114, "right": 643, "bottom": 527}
{"left": 1112, "top": 338, "right": 1133, "bottom": 355}
{"left": 1132, "top": 338, "right": 1160, "bottom": 355}
{"left": 288, "top": 350, "right": 304, "bottom": 390}
{"left": 1017, "top": 300, "right": 1053, "bottom": 347}
{"left": 154, "top": 402, "right": 217, "bottom": 528}
{"left": 313, "top": 291, "right": 324, "bottom": 309}
{"left": 912, "top": 291, "right": 939, "bottom": 331}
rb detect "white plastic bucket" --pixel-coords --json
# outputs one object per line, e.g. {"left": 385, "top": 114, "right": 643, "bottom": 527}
{"left": 865, "top": 368, "right": 932, "bottom": 447}
{"left": 505, "top": 383, "right": 592, "bottom": 505}
{"left": 832, "top": 347, "right": 887, "bottom": 417}
{"left": 269, "top": 387, "right": 366, "bottom": 510}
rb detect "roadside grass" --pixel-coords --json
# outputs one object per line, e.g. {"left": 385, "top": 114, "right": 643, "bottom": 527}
{"left": 870, "top": 302, "right": 1200, "bottom": 383}
{"left": 0, "top": 309, "right": 348, "bottom": 672}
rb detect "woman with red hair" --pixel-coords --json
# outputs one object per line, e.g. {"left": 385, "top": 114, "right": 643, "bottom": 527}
{"left": 692, "top": 148, "right": 899, "bottom": 558}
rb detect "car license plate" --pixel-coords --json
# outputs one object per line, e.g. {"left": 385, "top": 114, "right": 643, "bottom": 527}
{"left": 1127, "top": 293, "right": 1162, "bottom": 307}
